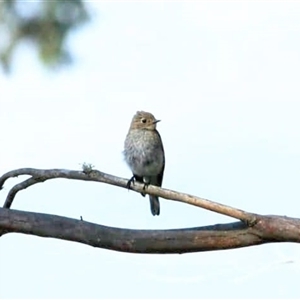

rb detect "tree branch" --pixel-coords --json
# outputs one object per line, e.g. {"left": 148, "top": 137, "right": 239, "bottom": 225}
{"left": 1, "top": 168, "right": 300, "bottom": 253}
{"left": 0, "top": 168, "right": 256, "bottom": 223}
{"left": 1, "top": 208, "right": 299, "bottom": 253}
{"left": 4, "top": 177, "right": 44, "bottom": 209}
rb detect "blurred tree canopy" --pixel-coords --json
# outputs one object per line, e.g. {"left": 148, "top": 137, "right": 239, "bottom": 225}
{"left": 0, "top": 0, "right": 90, "bottom": 73}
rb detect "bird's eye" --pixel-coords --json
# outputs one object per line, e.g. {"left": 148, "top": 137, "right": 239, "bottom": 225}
{"left": 141, "top": 118, "right": 147, "bottom": 123}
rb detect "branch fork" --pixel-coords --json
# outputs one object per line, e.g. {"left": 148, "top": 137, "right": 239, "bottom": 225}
{"left": 1, "top": 167, "right": 299, "bottom": 253}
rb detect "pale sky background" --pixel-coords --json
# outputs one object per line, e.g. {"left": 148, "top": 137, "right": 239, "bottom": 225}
{"left": 1, "top": 1, "right": 300, "bottom": 298}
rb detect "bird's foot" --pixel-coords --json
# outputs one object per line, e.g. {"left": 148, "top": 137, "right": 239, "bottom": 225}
{"left": 126, "top": 176, "right": 135, "bottom": 190}
{"left": 138, "top": 184, "right": 148, "bottom": 197}
{"left": 143, "top": 182, "right": 149, "bottom": 191}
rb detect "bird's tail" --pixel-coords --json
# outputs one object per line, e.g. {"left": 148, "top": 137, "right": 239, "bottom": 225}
{"left": 149, "top": 195, "right": 160, "bottom": 216}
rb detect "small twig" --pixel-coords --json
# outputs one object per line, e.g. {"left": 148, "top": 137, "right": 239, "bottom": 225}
{"left": 0, "top": 168, "right": 257, "bottom": 223}
{"left": 3, "top": 177, "right": 44, "bottom": 208}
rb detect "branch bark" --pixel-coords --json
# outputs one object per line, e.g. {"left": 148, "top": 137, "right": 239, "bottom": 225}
{"left": 0, "top": 208, "right": 299, "bottom": 253}
{"left": 0, "top": 167, "right": 256, "bottom": 223}
{"left": 0, "top": 167, "right": 299, "bottom": 254}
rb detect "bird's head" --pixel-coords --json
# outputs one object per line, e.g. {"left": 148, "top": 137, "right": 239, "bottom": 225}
{"left": 130, "top": 111, "right": 160, "bottom": 130}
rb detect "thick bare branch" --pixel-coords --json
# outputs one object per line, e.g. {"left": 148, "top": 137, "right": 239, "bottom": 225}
{"left": 1, "top": 208, "right": 299, "bottom": 253}
{"left": 0, "top": 168, "right": 256, "bottom": 223}
{"left": 1, "top": 168, "right": 300, "bottom": 252}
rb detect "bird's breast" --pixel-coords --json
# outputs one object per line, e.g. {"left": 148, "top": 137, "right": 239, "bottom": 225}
{"left": 124, "top": 129, "right": 164, "bottom": 176}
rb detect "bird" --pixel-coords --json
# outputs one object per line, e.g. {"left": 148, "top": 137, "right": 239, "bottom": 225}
{"left": 124, "top": 111, "right": 165, "bottom": 216}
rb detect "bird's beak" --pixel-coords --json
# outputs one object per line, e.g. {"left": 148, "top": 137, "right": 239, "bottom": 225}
{"left": 153, "top": 119, "right": 161, "bottom": 124}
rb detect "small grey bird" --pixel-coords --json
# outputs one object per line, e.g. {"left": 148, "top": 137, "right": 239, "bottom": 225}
{"left": 124, "top": 111, "right": 165, "bottom": 216}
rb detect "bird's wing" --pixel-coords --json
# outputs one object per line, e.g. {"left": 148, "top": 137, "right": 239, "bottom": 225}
{"left": 155, "top": 129, "right": 165, "bottom": 187}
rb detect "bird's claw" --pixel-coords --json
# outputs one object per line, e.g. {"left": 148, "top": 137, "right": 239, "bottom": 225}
{"left": 143, "top": 183, "right": 149, "bottom": 190}
{"left": 126, "top": 176, "right": 135, "bottom": 190}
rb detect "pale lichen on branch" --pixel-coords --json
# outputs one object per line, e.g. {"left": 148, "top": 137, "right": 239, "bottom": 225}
{"left": 0, "top": 167, "right": 299, "bottom": 253}
{"left": 0, "top": 167, "right": 257, "bottom": 223}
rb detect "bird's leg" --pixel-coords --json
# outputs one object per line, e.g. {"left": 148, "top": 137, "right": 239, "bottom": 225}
{"left": 142, "top": 176, "right": 150, "bottom": 191}
{"left": 143, "top": 183, "right": 149, "bottom": 191}
{"left": 126, "top": 176, "right": 135, "bottom": 190}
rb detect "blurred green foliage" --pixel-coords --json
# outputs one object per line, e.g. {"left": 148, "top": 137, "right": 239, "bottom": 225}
{"left": 0, "top": 0, "right": 90, "bottom": 73}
